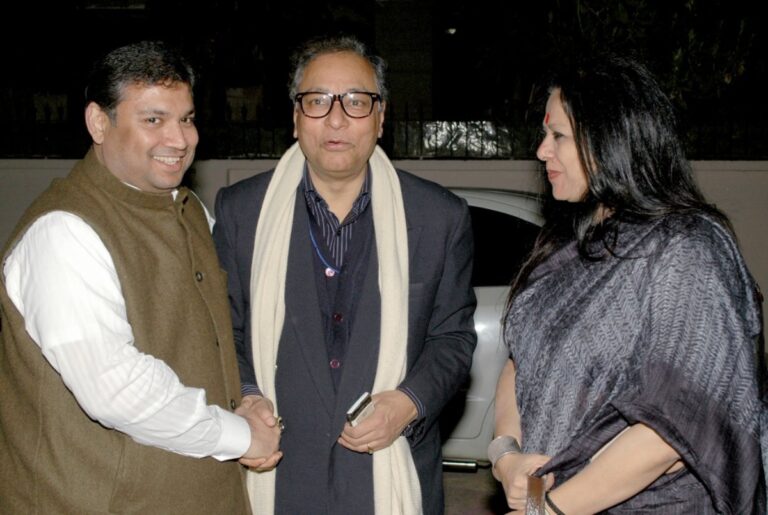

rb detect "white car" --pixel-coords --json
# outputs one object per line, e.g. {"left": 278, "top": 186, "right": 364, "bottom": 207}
{"left": 440, "top": 188, "right": 544, "bottom": 469}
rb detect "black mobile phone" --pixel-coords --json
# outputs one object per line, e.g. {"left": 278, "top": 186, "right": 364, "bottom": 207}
{"left": 346, "top": 392, "right": 374, "bottom": 426}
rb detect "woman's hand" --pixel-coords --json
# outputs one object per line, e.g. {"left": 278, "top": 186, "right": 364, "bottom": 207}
{"left": 494, "top": 452, "right": 554, "bottom": 511}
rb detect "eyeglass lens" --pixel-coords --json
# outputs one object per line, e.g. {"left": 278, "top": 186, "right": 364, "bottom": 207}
{"left": 298, "top": 92, "right": 378, "bottom": 118}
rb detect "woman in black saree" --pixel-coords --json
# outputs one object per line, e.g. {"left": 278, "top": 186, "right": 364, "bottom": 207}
{"left": 490, "top": 55, "right": 767, "bottom": 514}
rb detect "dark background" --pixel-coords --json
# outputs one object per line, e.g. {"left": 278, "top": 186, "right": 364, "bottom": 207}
{"left": 1, "top": 0, "right": 765, "bottom": 160}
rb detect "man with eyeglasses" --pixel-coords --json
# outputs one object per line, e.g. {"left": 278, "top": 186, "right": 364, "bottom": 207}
{"left": 213, "top": 35, "right": 477, "bottom": 515}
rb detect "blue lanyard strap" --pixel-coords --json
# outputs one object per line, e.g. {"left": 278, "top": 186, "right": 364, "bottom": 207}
{"left": 308, "top": 224, "right": 341, "bottom": 276}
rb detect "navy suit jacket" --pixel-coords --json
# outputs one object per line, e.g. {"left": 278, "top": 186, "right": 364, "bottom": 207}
{"left": 213, "top": 168, "right": 476, "bottom": 515}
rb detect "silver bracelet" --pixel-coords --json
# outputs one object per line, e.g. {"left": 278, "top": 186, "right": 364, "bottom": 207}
{"left": 487, "top": 435, "right": 522, "bottom": 467}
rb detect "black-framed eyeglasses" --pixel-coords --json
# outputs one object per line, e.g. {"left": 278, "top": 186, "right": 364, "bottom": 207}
{"left": 294, "top": 91, "right": 382, "bottom": 119}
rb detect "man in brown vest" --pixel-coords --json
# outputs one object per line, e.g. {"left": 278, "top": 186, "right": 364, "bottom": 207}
{"left": 0, "top": 41, "right": 280, "bottom": 514}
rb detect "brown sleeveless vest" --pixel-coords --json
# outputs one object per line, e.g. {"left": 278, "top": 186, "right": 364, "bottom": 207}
{"left": 0, "top": 149, "right": 250, "bottom": 514}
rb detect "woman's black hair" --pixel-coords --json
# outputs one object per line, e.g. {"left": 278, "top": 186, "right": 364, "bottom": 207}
{"left": 505, "top": 54, "right": 729, "bottom": 314}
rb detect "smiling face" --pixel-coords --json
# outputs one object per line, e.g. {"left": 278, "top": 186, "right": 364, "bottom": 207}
{"left": 86, "top": 81, "right": 198, "bottom": 194}
{"left": 536, "top": 89, "right": 589, "bottom": 202}
{"left": 292, "top": 51, "right": 385, "bottom": 184}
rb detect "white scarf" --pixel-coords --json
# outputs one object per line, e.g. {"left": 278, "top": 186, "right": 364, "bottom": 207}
{"left": 246, "top": 142, "right": 422, "bottom": 514}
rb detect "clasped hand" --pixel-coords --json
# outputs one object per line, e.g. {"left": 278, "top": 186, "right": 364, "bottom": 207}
{"left": 236, "top": 394, "right": 283, "bottom": 471}
{"left": 337, "top": 390, "right": 417, "bottom": 454}
{"left": 494, "top": 452, "right": 554, "bottom": 512}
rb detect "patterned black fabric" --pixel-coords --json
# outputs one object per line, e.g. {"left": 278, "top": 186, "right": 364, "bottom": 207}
{"left": 505, "top": 212, "right": 767, "bottom": 513}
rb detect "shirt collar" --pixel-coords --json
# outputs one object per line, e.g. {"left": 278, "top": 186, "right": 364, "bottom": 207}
{"left": 302, "top": 164, "right": 371, "bottom": 225}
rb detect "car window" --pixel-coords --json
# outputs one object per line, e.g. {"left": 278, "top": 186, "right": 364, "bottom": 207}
{"left": 468, "top": 206, "right": 539, "bottom": 287}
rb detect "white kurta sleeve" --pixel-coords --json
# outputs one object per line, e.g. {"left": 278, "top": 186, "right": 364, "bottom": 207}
{"left": 3, "top": 211, "right": 250, "bottom": 461}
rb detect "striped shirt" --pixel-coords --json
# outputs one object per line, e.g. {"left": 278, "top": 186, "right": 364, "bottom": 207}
{"left": 302, "top": 166, "right": 371, "bottom": 269}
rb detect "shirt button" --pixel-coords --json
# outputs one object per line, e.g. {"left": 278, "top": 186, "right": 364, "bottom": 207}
{"left": 329, "top": 359, "right": 341, "bottom": 369}
{"left": 195, "top": 271, "right": 204, "bottom": 282}
{"left": 332, "top": 312, "right": 343, "bottom": 323}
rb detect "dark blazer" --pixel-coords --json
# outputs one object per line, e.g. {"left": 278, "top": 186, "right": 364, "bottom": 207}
{"left": 213, "top": 168, "right": 477, "bottom": 515}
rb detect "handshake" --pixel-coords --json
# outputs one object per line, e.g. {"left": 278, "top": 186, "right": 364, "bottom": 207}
{"left": 236, "top": 394, "right": 283, "bottom": 471}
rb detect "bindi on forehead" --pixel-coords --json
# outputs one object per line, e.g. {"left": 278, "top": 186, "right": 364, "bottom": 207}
{"left": 544, "top": 112, "right": 550, "bottom": 124}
